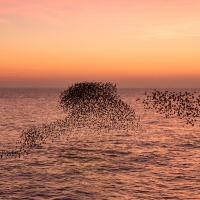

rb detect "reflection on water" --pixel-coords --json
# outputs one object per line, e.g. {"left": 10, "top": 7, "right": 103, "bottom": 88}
{"left": 0, "top": 88, "right": 200, "bottom": 199}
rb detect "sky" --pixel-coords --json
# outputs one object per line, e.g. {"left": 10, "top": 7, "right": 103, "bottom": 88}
{"left": 1, "top": 0, "right": 200, "bottom": 88}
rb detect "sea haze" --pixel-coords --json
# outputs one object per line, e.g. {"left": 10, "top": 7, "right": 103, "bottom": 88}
{"left": 0, "top": 88, "right": 200, "bottom": 199}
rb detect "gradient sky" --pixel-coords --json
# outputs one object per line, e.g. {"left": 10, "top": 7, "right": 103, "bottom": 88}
{"left": 1, "top": 0, "right": 200, "bottom": 88}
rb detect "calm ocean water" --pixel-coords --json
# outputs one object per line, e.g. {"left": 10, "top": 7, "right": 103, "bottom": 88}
{"left": 0, "top": 88, "right": 200, "bottom": 200}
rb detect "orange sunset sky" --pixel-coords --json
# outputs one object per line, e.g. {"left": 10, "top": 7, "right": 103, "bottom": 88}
{"left": 1, "top": 0, "right": 200, "bottom": 88}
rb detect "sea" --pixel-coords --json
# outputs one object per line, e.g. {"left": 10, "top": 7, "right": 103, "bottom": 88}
{"left": 0, "top": 88, "right": 199, "bottom": 200}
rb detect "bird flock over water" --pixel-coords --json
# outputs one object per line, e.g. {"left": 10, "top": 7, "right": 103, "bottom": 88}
{"left": 0, "top": 82, "right": 141, "bottom": 158}
{"left": 1, "top": 82, "right": 200, "bottom": 159}
{"left": 143, "top": 89, "right": 200, "bottom": 126}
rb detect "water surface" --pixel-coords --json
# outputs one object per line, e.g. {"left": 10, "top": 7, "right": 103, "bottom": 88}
{"left": 0, "top": 88, "right": 199, "bottom": 199}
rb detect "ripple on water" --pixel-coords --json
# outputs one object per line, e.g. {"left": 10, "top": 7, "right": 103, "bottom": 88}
{"left": 0, "top": 88, "right": 200, "bottom": 199}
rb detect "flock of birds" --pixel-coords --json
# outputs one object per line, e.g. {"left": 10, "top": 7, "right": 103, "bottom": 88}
{"left": 0, "top": 82, "right": 141, "bottom": 158}
{"left": 1, "top": 82, "right": 200, "bottom": 158}
{"left": 143, "top": 89, "right": 200, "bottom": 126}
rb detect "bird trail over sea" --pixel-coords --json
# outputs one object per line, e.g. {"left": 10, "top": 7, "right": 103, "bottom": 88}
{"left": 1, "top": 82, "right": 200, "bottom": 159}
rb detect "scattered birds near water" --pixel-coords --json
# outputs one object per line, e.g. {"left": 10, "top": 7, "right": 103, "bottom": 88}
{"left": 1, "top": 81, "right": 141, "bottom": 158}
{"left": 143, "top": 89, "right": 200, "bottom": 126}
{"left": 2, "top": 83, "right": 199, "bottom": 159}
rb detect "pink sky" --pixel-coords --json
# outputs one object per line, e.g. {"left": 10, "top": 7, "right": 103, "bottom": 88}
{"left": 1, "top": 0, "right": 200, "bottom": 88}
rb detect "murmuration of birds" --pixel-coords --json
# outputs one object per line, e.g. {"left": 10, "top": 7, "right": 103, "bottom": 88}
{"left": 0, "top": 81, "right": 142, "bottom": 158}
{"left": 143, "top": 89, "right": 200, "bottom": 126}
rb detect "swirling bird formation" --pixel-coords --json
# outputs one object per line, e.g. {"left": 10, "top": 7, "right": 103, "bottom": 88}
{"left": 1, "top": 82, "right": 141, "bottom": 158}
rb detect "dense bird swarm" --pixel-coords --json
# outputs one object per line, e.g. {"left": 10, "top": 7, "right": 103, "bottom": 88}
{"left": 1, "top": 81, "right": 141, "bottom": 158}
{"left": 143, "top": 89, "right": 200, "bottom": 126}
{"left": 59, "top": 82, "right": 141, "bottom": 132}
